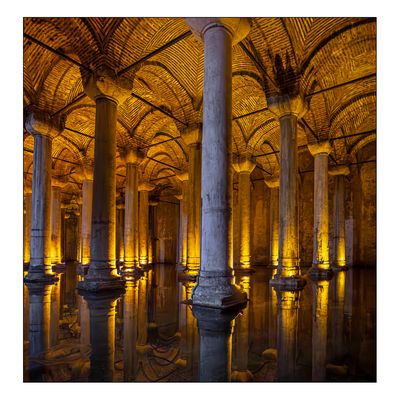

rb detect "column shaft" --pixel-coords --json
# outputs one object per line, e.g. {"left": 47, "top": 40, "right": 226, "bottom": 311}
{"left": 51, "top": 186, "right": 62, "bottom": 264}
{"left": 116, "top": 207, "right": 124, "bottom": 264}
{"left": 334, "top": 175, "right": 346, "bottom": 268}
{"left": 24, "top": 192, "right": 32, "bottom": 264}
{"left": 270, "top": 188, "right": 279, "bottom": 267}
{"left": 238, "top": 172, "right": 251, "bottom": 268}
{"left": 139, "top": 191, "right": 149, "bottom": 265}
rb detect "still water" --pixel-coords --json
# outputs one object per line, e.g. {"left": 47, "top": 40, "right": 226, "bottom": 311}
{"left": 23, "top": 264, "right": 376, "bottom": 382}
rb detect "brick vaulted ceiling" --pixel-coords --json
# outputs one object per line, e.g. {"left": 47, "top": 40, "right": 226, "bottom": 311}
{"left": 23, "top": 17, "right": 376, "bottom": 202}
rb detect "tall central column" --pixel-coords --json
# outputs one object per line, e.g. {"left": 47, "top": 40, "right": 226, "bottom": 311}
{"left": 24, "top": 111, "right": 64, "bottom": 283}
{"left": 24, "top": 187, "right": 32, "bottom": 265}
{"left": 78, "top": 65, "right": 132, "bottom": 292}
{"left": 308, "top": 141, "right": 334, "bottom": 279}
{"left": 138, "top": 182, "right": 155, "bottom": 267}
{"left": 329, "top": 165, "right": 350, "bottom": 270}
{"left": 186, "top": 17, "right": 251, "bottom": 309}
{"left": 264, "top": 177, "right": 280, "bottom": 268}
{"left": 121, "top": 148, "right": 143, "bottom": 274}
{"left": 181, "top": 125, "right": 202, "bottom": 277}
{"left": 267, "top": 94, "right": 308, "bottom": 290}
{"left": 232, "top": 156, "right": 256, "bottom": 272}
{"left": 80, "top": 163, "right": 94, "bottom": 267}
{"left": 175, "top": 172, "right": 189, "bottom": 269}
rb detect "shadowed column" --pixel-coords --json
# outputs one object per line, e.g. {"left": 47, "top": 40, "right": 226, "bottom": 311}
{"left": 51, "top": 177, "right": 67, "bottom": 266}
{"left": 265, "top": 177, "right": 280, "bottom": 268}
{"left": 185, "top": 17, "right": 251, "bottom": 309}
{"left": 139, "top": 182, "right": 155, "bottom": 267}
{"left": 24, "top": 187, "right": 32, "bottom": 265}
{"left": 175, "top": 172, "right": 189, "bottom": 270}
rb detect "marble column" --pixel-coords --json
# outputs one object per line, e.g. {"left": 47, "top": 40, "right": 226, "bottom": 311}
{"left": 232, "top": 156, "right": 256, "bottom": 272}
{"left": 121, "top": 148, "right": 143, "bottom": 274}
{"left": 308, "top": 141, "right": 334, "bottom": 279}
{"left": 181, "top": 125, "right": 202, "bottom": 277}
{"left": 276, "top": 289, "right": 300, "bottom": 381}
{"left": 24, "top": 111, "right": 64, "bottom": 282}
{"left": 175, "top": 172, "right": 189, "bottom": 269}
{"left": 50, "top": 177, "right": 67, "bottom": 266}
{"left": 148, "top": 198, "right": 158, "bottom": 265}
{"left": 311, "top": 279, "right": 330, "bottom": 381}
{"left": 329, "top": 165, "right": 350, "bottom": 270}
{"left": 116, "top": 203, "right": 125, "bottom": 265}
{"left": 185, "top": 17, "right": 251, "bottom": 309}
{"left": 80, "top": 163, "right": 94, "bottom": 267}
{"left": 267, "top": 94, "right": 308, "bottom": 290}
{"left": 24, "top": 187, "right": 32, "bottom": 265}
{"left": 139, "top": 182, "right": 155, "bottom": 266}
{"left": 78, "top": 65, "right": 132, "bottom": 292}
{"left": 264, "top": 177, "right": 280, "bottom": 268}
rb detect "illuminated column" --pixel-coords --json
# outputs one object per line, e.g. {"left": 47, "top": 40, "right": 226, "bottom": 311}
{"left": 181, "top": 125, "right": 202, "bottom": 277}
{"left": 81, "top": 290, "right": 123, "bottom": 382}
{"left": 24, "top": 111, "right": 64, "bottom": 283}
{"left": 121, "top": 148, "right": 143, "bottom": 274}
{"left": 137, "top": 273, "right": 149, "bottom": 348}
{"left": 175, "top": 172, "right": 189, "bottom": 269}
{"left": 80, "top": 163, "right": 93, "bottom": 267}
{"left": 50, "top": 177, "right": 66, "bottom": 266}
{"left": 26, "top": 282, "right": 53, "bottom": 379}
{"left": 193, "top": 306, "right": 240, "bottom": 382}
{"left": 232, "top": 156, "right": 256, "bottom": 272}
{"left": 24, "top": 187, "right": 32, "bottom": 265}
{"left": 186, "top": 17, "right": 251, "bottom": 309}
{"left": 329, "top": 165, "right": 350, "bottom": 270}
{"left": 116, "top": 202, "right": 125, "bottom": 265}
{"left": 308, "top": 141, "right": 333, "bottom": 279}
{"left": 139, "top": 182, "right": 155, "bottom": 266}
{"left": 148, "top": 198, "right": 158, "bottom": 264}
{"left": 265, "top": 177, "right": 279, "bottom": 268}
{"left": 78, "top": 65, "right": 132, "bottom": 292}
{"left": 311, "top": 279, "right": 330, "bottom": 381}
{"left": 268, "top": 94, "right": 308, "bottom": 290}
{"left": 123, "top": 279, "right": 139, "bottom": 381}
{"left": 232, "top": 276, "right": 253, "bottom": 381}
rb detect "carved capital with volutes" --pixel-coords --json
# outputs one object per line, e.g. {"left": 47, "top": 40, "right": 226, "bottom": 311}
{"left": 267, "top": 94, "right": 308, "bottom": 120}
{"left": 185, "top": 18, "right": 251, "bottom": 45}
{"left": 25, "top": 110, "right": 64, "bottom": 139}
{"left": 84, "top": 65, "right": 133, "bottom": 105}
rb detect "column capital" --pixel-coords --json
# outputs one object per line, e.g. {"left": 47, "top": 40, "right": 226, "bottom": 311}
{"left": 138, "top": 182, "right": 155, "bottom": 192}
{"left": 24, "top": 186, "right": 32, "bottom": 195}
{"left": 75, "top": 195, "right": 83, "bottom": 206}
{"left": 232, "top": 155, "right": 256, "bottom": 174}
{"left": 181, "top": 124, "right": 202, "bottom": 147}
{"left": 307, "top": 141, "right": 332, "bottom": 157}
{"left": 83, "top": 65, "right": 133, "bottom": 105}
{"left": 116, "top": 203, "right": 125, "bottom": 210}
{"left": 264, "top": 176, "right": 280, "bottom": 188}
{"left": 176, "top": 171, "right": 189, "bottom": 182}
{"left": 51, "top": 175, "right": 68, "bottom": 189}
{"left": 119, "top": 147, "right": 145, "bottom": 165}
{"left": 24, "top": 110, "right": 64, "bottom": 139}
{"left": 185, "top": 18, "right": 251, "bottom": 45}
{"left": 267, "top": 94, "right": 308, "bottom": 119}
{"left": 149, "top": 198, "right": 159, "bottom": 206}
{"left": 328, "top": 165, "right": 350, "bottom": 176}
{"left": 174, "top": 193, "right": 183, "bottom": 201}
{"left": 80, "top": 161, "right": 94, "bottom": 181}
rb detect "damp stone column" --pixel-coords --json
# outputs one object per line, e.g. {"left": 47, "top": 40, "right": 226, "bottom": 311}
{"left": 175, "top": 172, "right": 189, "bottom": 270}
{"left": 264, "top": 177, "right": 280, "bottom": 268}
{"left": 50, "top": 177, "right": 67, "bottom": 266}
{"left": 116, "top": 202, "right": 125, "bottom": 265}
{"left": 138, "top": 182, "right": 155, "bottom": 267}
{"left": 185, "top": 18, "right": 251, "bottom": 309}
{"left": 78, "top": 65, "right": 132, "bottom": 291}
{"left": 24, "top": 111, "right": 64, "bottom": 283}
{"left": 181, "top": 125, "right": 202, "bottom": 278}
{"left": 329, "top": 165, "right": 350, "bottom": 270}
{"left": 267, "top": 94, "right": 308, "bottom": 290}
{"left": 308, "top": 141, "right": 333, "bottom": 279}
{"left": 80, "top": 162, "right": 94, "bottom": 268}
{"left": 121, "top": 148, "right": 143, "bottom": 274}
{"left": 232, "top": 156, "right": 256, "bottom": 272}
{"left": 24, "top": 187, "right": 32, "bottom": 265}
{"left": 148, "top": 198, "right": 158, "bottom": 265}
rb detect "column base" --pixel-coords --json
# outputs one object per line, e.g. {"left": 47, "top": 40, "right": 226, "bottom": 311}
{"left": 52, "top": 263, "right": 66, "bottom": 272}
{"left": 76, "top": 263, "right": 89, "bottom": 276}
{"left": 178, "top": 268, "right": 198, "bottom": 282}
{"left": 233, "top": 266, "right": 256, "bottom": 276}
{"left": 192, "top": 270, "right": 247, "bottom": 310}
{"left": 308, "top": 265, "right": 334, "bottom": 281}
{"left": 77, "top": 275, "right": 125, "bottom": 292}
{"left": 24, "top": 270, "right": 59, "bottom": 283}
{"left": 231, "top": 370, "right": 254, "bottom": 382}
{"left": 333, "top": 265, "right": 349, "bottom": 272}
{"left": 269, "top": 273, "right": 306, "bottom": 290}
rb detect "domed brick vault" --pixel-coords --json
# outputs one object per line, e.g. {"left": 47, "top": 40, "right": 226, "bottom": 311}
{"left": 23, "top": 17, "right": 376, "bottom": 292}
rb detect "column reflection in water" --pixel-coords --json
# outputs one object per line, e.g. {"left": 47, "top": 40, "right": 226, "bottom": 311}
{"left": 331, "top": 270, "right": 346, "bottom": 363}
{"left": 276, "top": 289, "right": 300, "bottom": 381}
{"left": 123, "top": 278, "right": 139, "bottom": 381}
{"left": 268, "top": 268, "right": 278, "bottom": 351}
{"left": 137, "top": 272, "right": 149, "bottom": 349}
{"left": 311, "top": 279, "right": 330, "bottom": 381}
{"left": 26, "top": 282, "right": 53, "bottom": 380}
{"left": 193, "top": 306, "right": 241, "bottom": 382}
{"left": 232, "top": 276, "right": 253, "bottom": 381}
{"left": 184, "top": 281, "right": 199, "bottom": 379}
{"left": 49, "top": 277, "right": 61, "bottom": 346}
{"left": 78, "top": 292, "right": 90, "bottom": 357}
{"left": 82, "top": 290, "right": 123, "bottom": 382}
